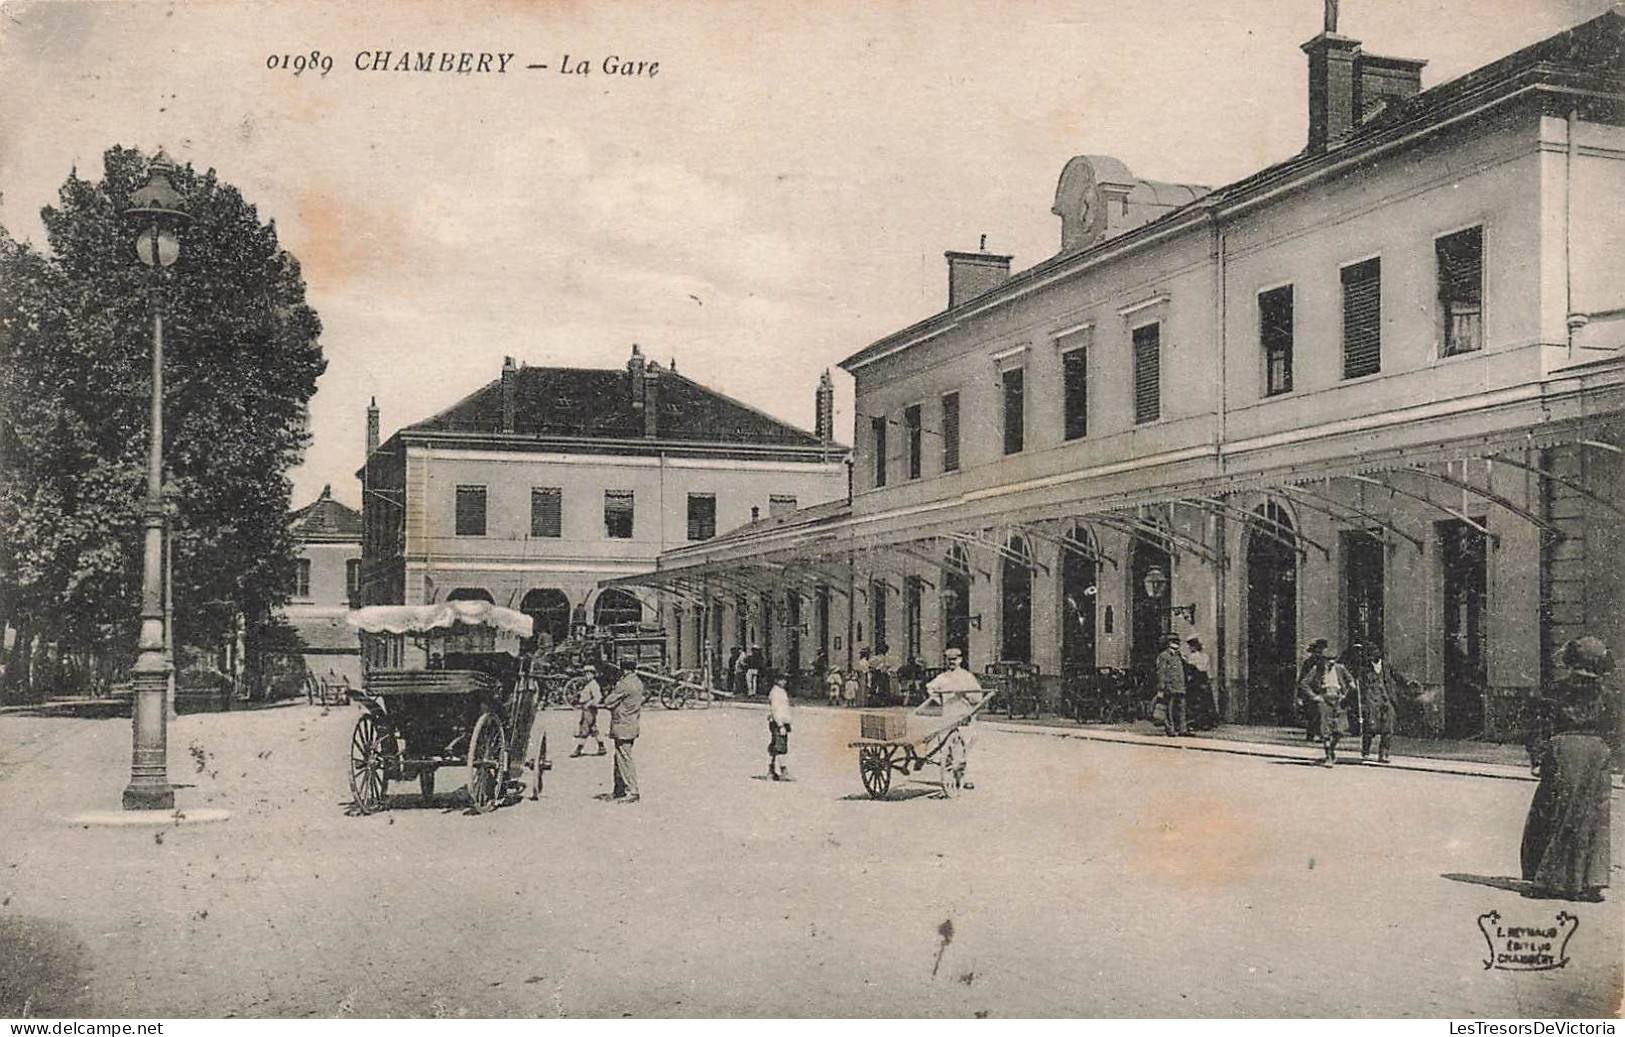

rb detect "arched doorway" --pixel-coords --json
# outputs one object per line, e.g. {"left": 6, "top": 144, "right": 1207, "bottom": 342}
{"left": 1129, "top": 531, "right": 1172, "bottom": 677}
{"left": 1060, "top": 523, "right": 1099, "bottom": 679}
{"left": 943, "top": 545, "right": 971, "bottom": 667}
{"left": 446, "top": 587, "right": 494, "bottom": 603}
{"left": 1246, "top": 502, "right": 1298, "bottom": 723}
{"left": 1000, "top": 536, "right": 1032, "bottom": 663}
{"left": 593, "top": 589, "right": 643, "bottom": 629}
{"left": 520, "top": 588, "right": 570, "bottom": 648}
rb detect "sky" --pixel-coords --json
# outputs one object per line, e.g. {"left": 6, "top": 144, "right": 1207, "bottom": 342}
{"left": 0, "top": 0, "right": 1610, "bottom": 511}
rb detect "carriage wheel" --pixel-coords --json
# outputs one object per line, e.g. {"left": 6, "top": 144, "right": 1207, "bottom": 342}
{"left": 937, "top": 730, "right": 968, "bottom": 798}
{"left": 349, "top": 713, "right": 391, "bottom": 814}
{"left": 859, "top": 745, "right": 893, "bottom": 799}
{"left": 530, "top": 731, "right": 549, "bottom": 800}
{"left": 466, "top": 712, "right": 508, "bottom": 813}
{"left": 419, "top": 768, "right": 435, "bottom": 799}
{"left": 660, "top": 686, "right": 681, "bottom": 710}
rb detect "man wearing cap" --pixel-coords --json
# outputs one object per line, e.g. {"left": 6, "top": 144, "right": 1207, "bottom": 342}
{"left": 600, "top": 664, "right": 645, "bottom": 803}
{"left": 1156, "top": 634, "right": 1189, "bottom": 736}
{"left": 570, "top": 664, "right": 606, "bottom": 758}
{"left": 922, "top": 647, "right": 983, "bottom": 789}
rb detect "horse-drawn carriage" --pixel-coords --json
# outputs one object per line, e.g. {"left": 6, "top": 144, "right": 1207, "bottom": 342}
{"left": 346, "top": 602, "right": 549, "bottom": 814}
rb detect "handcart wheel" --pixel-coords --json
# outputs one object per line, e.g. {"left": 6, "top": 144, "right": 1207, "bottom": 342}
{"left": 419, "top": 768, "right": 435, "bottom": 799}
{"left": 349, "top": 713, "right": 390, "bottom": 814}
{"left": 530, "top": 731, "right": 549, "bottom": 800}
{"left": 859, "top": 745, "right": 893, "bottom": 799}
{"left": 660, "top": 685, "right": 681, "bottom": 711}
{"left": 937, "top": 730, "right": 967, "bottom": 798}
{"left": 466, "top": 712, "right": 508, "bottom": 813}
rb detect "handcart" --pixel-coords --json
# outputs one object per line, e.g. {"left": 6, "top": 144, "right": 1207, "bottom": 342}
{"left": 637, "top": 667, "right": 732, "bottom": 710}
{"left": 848, "top": 689, "right": 997, "bottom": 799}
{"left": 345, "top": 602, "right": 551, "bottom": 815}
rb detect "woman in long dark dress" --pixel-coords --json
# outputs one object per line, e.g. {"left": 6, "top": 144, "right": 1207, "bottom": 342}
{"left": 1520, "top": 637, "right": 1620, "bottom": 901}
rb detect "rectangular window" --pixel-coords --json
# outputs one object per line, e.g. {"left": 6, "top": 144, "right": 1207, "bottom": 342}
{"left": 530, "top": 487, "right": 562, "bottom": 538}
{"left": 1062, "top": 347, "right": 1088, "bottom": 440}
{"left": 904, "top": 575, "right": 923, "bottom": 660}
{"left": 768, "top": 494, "right": 797, "bottom": 517}
{"left": 346, "top": 558, "right": 361, "bottom": 603}
{"left": 1437, "top": 227, "right": 1483, "bottom": 356}
{"left": 941, "top": 391, "right": 960, "bottom": 472}
{"left": 1341, "top": 257, "right": 1382, "bottom": 379}
{"left": 1002, "top": 367, "right": 1025, "bottom": 455}
{"left": 604, "top": 490, "right": 634, "bottom": 539}
{"left": 1259, "top": 285, "right": 1294, "bottom": 396}
{"left": 454, "top": 485, "right": 487, "bottom": 537}
{"left": 295, "top": 558, "right": 311, "bottom": 598}
{"left": 871, "top": 416, "right": 888, "bottom": 488}
{"left": 1132, "top": 323, "right": 1161, "bottom": 424}
{"left": 686, "top": 493, "right": 716, "bottom": 541}
{"left": 871, "top": 582, "right": 888, "bottom": 654}
{"left": 904, "top": 404, "right": 922, "bottom": 479}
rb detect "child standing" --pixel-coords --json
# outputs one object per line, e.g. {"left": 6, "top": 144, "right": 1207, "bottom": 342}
{"left": 825, "top": 667, "right": 843, "bottom": 706}
{"left": 843, "top": 668, "right": 860, "bottom": 708}
{"left": 571, "top": 664, "right": 606, "bottom": 758}
{"left": 767, "top": 676, "right": 793, "bottom": 780}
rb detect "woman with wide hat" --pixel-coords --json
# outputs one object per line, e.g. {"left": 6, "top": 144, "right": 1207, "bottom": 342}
{"left": 1520, "top": 637, "right": 1619, "bottom": 901}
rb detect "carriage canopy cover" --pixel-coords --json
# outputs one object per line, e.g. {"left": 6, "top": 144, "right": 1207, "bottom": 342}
{"left": 346, "top": 601, "right": 535, "bottom": 638}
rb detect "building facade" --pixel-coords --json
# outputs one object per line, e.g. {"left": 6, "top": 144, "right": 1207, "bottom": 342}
{"left": 283, "top": 484, "right": 364, "bottom": 685}
{"left": 358, "top": 348, "right": 848, "bottom": 663}
{"left": 610, "top": 10, "right": 1625, "bottom": 735}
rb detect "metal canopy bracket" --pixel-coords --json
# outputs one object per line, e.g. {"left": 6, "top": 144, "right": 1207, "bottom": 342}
{"left": 1338, "top": 474, "right": 1498, "bottom": 545}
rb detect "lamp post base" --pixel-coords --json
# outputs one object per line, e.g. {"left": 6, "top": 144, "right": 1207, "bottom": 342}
{"left": 121, "top": 784, "right": 176, "bottom": 811}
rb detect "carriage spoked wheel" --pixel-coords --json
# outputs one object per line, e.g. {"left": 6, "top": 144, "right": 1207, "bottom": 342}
{"left": 466, "top": 712, "right": 508, "bottom": 813}
{"left": 349, "top": 713, "right": 391, "bottom": 814}
{"left": 859, "top": 745, "right": 895, "bottom": 799}
{"left": 937, "top": 729, "right": 968, "bottom": 799}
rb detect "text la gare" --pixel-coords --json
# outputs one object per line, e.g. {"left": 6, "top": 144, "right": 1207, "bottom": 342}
{"left": 560, "top": 54, "right": 659, "bottom": 77}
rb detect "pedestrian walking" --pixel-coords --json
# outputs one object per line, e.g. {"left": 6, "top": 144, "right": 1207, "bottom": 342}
{"left": 1297, "top": 638, "right": 1329, "bottom": 741}
{"left": 1352, "top": 644, "right": 1411, "bottom": 763}
{"left": 767, "top": 676, "right": 793, "bottom": 780}
{"left": 1156, "top": 635, "right": 1188, "bottom": 736}
{"left": 825, "top": 666, "right": 843, "bottom": 706}
{"left": 1521, "top": 636, "right": 1618, "bottom": 901}
{"left": 570, "top": 664, "right": 606, "bottom": 758}
{"left": 745, "top": 644, "right": 763, "bottom": 697}
{"left": 601, "top": 664, "right": 645, "bottom": 803}
{"left": 1303, "top": 643, "right": 1354, "bottom": 767}
{"left": 922, "top": 647, "right": 982, "bottom": 789}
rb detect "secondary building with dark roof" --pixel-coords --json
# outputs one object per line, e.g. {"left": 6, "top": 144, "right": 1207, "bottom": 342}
{"left": 284, "top": 484, "right": 364, "bottom": 684}
{"left": 609, "top": 7, "right": 1625, "bottom": 736}
{"left": 358, "top": 347, "right": 848, "bottom": 663}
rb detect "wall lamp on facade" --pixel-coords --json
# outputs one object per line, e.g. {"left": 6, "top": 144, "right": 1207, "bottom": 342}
{"left": 1140, "top": 566, "right": 1196, "bottom": 625}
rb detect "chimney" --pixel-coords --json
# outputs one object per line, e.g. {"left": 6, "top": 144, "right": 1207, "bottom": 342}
{"left": 320, "top": 483, "right": 331, "bottom": 500}
{"left": 628, "top": 344, "right": 646, "bottom": 414}
{"left": 945, "top": 248, "right": 1013, "bottom": 309}
{"left": 751, "top": 506, "right": 760, "bottom": 523}
{"left": 1302, "top": 2, "right": 1425, "bottom": 151}
{"left": 643, "top": 361, "right": 660, "bottom": 438}
{"left": 814, "top": 369, "right": 835, "bottom": 446}
{"left": 500, "top": 356, "right": 518, "bottom": 433}
{"left": 365, "top": 396, "right": 379, "bottom": 458}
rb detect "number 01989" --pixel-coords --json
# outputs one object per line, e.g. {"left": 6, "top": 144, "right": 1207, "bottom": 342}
{"left": 266, "top": 51, "right": 333, "bottom": 77}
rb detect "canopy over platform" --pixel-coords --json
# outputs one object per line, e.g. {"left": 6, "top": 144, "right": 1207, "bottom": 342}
{"left": 347, "top": 601, "right": 534, "bottom": 638}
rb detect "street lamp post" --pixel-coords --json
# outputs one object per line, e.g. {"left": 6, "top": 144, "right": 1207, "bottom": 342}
{"left": 121, "top": 151, "right": 189, "bottom": 811}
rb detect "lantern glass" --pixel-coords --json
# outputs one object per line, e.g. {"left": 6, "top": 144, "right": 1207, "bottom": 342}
{"left": 135, "top": 225, "right": 180, "bottom": 268}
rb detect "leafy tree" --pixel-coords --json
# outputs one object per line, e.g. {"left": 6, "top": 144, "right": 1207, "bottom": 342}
{"left": 0, "top": 147, "right": 325, "bottom": 698}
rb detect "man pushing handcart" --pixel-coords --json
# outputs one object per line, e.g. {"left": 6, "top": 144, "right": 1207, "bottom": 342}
{"left": 848, "top": 647, "right": 995, "bottom": 799}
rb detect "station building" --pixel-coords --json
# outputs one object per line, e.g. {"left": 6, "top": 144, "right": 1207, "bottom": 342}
{"left": 607, "top": 9, "right": 1625, "bottom": 735}
{"left": 357, "top": 348, "right": 849, "bottom": 664}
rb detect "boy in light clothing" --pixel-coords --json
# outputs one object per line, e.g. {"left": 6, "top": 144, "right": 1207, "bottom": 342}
{"left": 767, "top": 676, "right": 793, "bottom": 780}
{"left": 570, "top": 665, "right": 606, "bottom": 758}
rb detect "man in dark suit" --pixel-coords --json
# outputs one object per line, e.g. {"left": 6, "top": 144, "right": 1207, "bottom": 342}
{"left": 1156, "top": 634, "right": 1188, "bottom": 736}
{"left": 601, "top": 664, "right": 645, "bottom": 803}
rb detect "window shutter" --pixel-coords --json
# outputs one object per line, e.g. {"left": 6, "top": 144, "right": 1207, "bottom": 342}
{"left": 455, "top": 485, "right": 487, "bottom": 537}
{"left": 1341, "top": 258, "right": 1382, "bottom": 378}
{"left": 686, "top": 494, "right": 716, "bottom": 541}
{"left": 604, "top": 490, "right": 634, "bottom": 539}
{"left": 1132, "top": 323, "right": 1161, "bottom": 424}
{"left": 531, "top": 487, "right": 562, "bottom": 538}
{"left": 1002, "top": 368, "right": 1025, "bottom": 455}
{"left": 941, "top": 392, "right": 960, "bottom": 472}
{"left": 1062, "top": 347, "right": 1088, "bottom": 440}
{"left": 904, "top": 404, "right": 923, "bottom": 479}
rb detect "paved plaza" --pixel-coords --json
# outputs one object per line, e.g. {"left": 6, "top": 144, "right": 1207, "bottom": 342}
{"left": 0, "top": 700, "right": 1619, "bottom": 1018}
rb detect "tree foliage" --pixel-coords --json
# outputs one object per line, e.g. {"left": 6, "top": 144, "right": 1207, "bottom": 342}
{"left": 0, "top": 146, "right": 325, "bottom": 685}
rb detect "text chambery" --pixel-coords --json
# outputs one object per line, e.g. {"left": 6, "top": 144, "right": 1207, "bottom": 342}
{"left": 354, "top": 51, "right": 516, "bottom": 73}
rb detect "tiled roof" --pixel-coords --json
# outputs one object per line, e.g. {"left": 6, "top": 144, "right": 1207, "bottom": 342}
{"left": 406, "top": 365, "right": 825, "bottom": 448}
{"left": 290, "top": 486, "right": 362, "bottom": 540}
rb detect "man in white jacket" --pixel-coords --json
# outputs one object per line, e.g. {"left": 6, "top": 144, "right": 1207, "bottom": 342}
{"left": 921, "top": 648, "right": 982, "bottom": 789}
